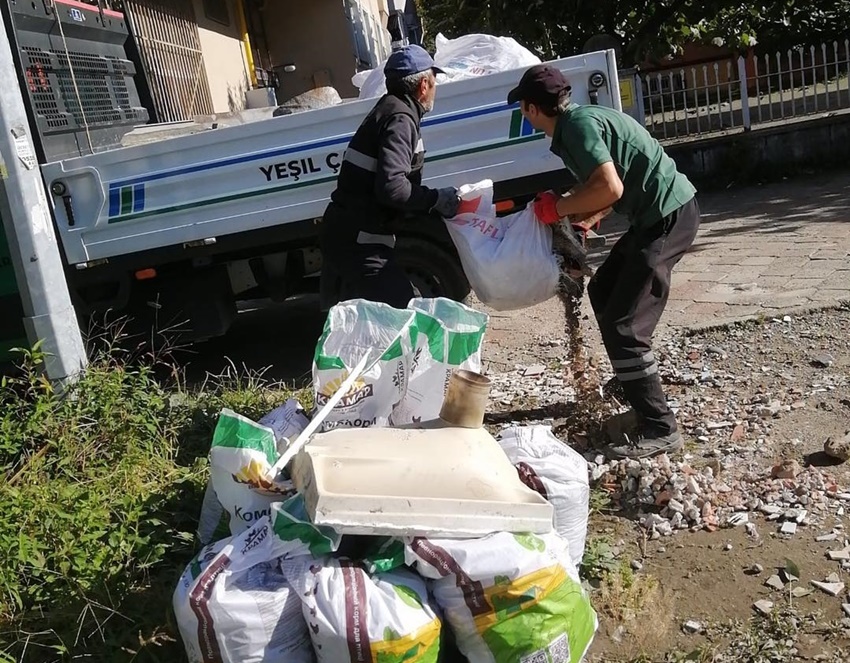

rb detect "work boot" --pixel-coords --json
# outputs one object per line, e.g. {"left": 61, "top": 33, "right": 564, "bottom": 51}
{"left": 605, "top": 426, "right": 683, "bottom": 460}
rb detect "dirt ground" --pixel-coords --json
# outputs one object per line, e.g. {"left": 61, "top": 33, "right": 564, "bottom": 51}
{"left": 473, "top": 287, "right": 850, "bottom": 662}
{"left": 173, "top": 173, "right": 850, "bottom": 661}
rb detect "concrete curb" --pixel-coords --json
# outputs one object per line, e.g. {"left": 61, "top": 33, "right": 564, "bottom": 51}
{"left": 669, "top": 300, "right": 850, "bottom": 336}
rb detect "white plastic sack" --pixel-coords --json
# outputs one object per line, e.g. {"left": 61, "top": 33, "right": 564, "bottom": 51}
{"left": 390, "top": 297, "right": 488, "bottom": 425}
{"left": 445, "top": 180, "right": 560, "bottom": 310}
{"left": 208, "top": 406, "right": 307, "bottom": 537}
{"left": 405, "top": 532, "right": 597, "bottom": 663}
{"left": 352, "top": 32, "right": 541, "bottom": 99}
{"left": 286, "top": 558, "right": 442, "bottom": 663}
{"left": 313, "top": 300, "right": 416, "bottom": 431}
{"left": 498, "top": 426, "right": 590, "bottom": 573}
{"left": 434, "top": 32, "right": 541, "bottom": 79}
{"left": 174, "top": 497, "right": 340, "bottom": 663}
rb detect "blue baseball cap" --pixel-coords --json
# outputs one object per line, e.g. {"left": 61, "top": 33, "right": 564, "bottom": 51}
{"left": 384, "top": 45, "right": 444, "bottom": 80}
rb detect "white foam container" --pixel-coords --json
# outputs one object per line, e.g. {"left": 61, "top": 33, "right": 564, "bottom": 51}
{"left": 291, "top": 426, "right": 555, "bottom": 538}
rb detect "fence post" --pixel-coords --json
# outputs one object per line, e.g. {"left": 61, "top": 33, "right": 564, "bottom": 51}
{"left": 633, "top": 72, "right": 645, "bottom": 127}
{"left": 737, "top": 55, "right": 751, "bottom": 131}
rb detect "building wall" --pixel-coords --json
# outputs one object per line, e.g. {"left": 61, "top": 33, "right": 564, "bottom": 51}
{"left": 261, "top": 0, "right": 390, "bottom": 102}
{"left": 262, "top": 0, "right": 358, "bottom": 102}
{"left": 358, "top": 0, "right": 390, "bottom": 63}
{"left": 193, "top": 0, "right": 250, "bottom": 112}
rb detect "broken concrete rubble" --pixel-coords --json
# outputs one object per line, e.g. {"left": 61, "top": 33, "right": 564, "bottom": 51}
{"left": 781, "top": 521, "right": 798, "bottom": 535}
{"left": 825, "top": 432, "right": 850, "bottom": 462}
{"left": 827, "top": 549, "right": 850, "bottom": 561}
{"left": 765, "top": 575, "right": 785, "bottom": 591}
{"left": 811, "top": 580, "right": 845, "bottom": 597}
{"left": 754, "top": 599, "right": 775, "bottom": 616}
{"left": 682, "top": 620, "right": 704, "bottom": 635}
{"left": 596, "top": 451, "right": 841, "bottom": 539}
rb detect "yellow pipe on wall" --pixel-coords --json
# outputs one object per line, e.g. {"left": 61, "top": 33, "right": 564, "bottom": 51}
{"left": 235, "top": 0, "right": 258, "bottom": 88}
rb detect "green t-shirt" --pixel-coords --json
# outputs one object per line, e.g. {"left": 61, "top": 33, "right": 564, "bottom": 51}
{"left": 550, "top": 104, "right": 696, "bottom": 230}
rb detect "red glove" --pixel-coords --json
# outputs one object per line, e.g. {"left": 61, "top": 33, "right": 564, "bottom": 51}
{"left": 532, "top": 191, "right": 561, "bottom": 225}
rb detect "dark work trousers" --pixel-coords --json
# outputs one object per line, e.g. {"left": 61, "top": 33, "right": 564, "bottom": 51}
{"left": 587, "top": 197, "right": 701, "bottom": 435}
{"left": 320, "top": 239, "right": 415, "bottom": 311}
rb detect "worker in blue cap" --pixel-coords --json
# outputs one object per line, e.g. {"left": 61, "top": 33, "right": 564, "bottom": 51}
{"left": 319, "top": 45, "right": 461, "bottom": 310}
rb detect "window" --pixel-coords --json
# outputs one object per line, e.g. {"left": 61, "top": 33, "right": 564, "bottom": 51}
{"left": 203, "top": 0, "right": 230, "bottom": 26}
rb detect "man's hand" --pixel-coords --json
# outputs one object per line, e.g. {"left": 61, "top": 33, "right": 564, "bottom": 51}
{"left": 533, "top": 191, "right": 561, "bottom": 225}
{"left": 431, "top": 187, "right": 461, "bottom": 217}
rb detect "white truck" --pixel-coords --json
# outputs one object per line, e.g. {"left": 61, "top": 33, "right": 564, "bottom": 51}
{"left": 40, "top": 49, "right": 622, "bottom": 341}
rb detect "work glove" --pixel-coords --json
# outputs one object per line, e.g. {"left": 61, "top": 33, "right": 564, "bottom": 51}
{"left": 431, "top": 187, "right": 461, "bottom": 218}
{"left": 532, "top": 191, "right": 562, "bottom": 225}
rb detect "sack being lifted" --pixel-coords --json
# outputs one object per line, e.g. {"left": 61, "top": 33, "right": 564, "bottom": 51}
{"left": 444, "top": 180, "right": 561, "bottom": 311}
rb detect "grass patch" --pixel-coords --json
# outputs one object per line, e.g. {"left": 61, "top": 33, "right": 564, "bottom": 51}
{"left": 0, "top": 345, "right": 308, "bottom": 662}
{"left": 592, "top": 563, "right": 674, "bottom": 659}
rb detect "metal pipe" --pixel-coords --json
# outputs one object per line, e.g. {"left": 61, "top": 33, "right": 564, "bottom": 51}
{"left": 235, "top": 0, "right": 257, "bottom": 88}
{"left": 0, "top": 21, "right": 87, "bottom": 383}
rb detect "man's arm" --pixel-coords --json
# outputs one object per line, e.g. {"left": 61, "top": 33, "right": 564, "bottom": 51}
{"left": 552, "top": 117, "right": 623, "bottom": 218}
{"left": 555, "top": 162, "right": 623, "bottom": 218}
{"left": 374, "top": 114, "right": 438, "bottom": 212}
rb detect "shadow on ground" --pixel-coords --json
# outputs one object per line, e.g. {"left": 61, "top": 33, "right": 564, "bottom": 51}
{"left": 175, "top": 296, "right": 326, "bottom": 389}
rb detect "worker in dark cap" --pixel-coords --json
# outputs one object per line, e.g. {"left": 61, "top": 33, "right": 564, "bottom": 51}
{"left": 319, "top": 45, "right": 461, "bottom": 310}
{"left": 507, "top": 64, "right": 701, "bottom": 460}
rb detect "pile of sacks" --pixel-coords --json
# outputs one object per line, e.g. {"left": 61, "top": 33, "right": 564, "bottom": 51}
{"left": 177, "top": 298, "right": 597, "bottom": 662}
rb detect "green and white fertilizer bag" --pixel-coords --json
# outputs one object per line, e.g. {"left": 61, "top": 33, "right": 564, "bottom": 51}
{"left": 313, "top": 299, "right": 417, "bottom": 431}
{"left": 405, "top": 531, "right": 597, "bottom": 663}
{"left": 174, "top": 495, "right": 340, "bottom": 663}
{"left": 284, "top": 557, "right": 442, "bottom": 663}
{"left": 207, "top": 405, "right": 308, "bottom": 538}
{"left": 390, "top": 297, "right": 488, "bottom": 426}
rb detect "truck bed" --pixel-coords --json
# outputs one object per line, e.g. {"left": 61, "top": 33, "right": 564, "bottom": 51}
{"left": 41, "top": 50, "right": 621, "bottom": 267}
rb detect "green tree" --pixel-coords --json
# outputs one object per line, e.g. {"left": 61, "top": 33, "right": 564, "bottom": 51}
{"left": 415, "top": 0, "right": 850, "bottom": 65}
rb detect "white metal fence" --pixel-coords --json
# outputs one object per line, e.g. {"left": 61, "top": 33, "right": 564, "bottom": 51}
{"left": 635, "top": 39, "right": 850, "bottom": 141}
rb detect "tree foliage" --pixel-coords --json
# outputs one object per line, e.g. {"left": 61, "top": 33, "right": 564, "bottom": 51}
{"left": 415, "top": 0, "right": 850, "bottom": 65}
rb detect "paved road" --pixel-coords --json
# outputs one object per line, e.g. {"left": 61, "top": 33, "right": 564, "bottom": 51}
{"left": 588, "top": 171, "right": 850, "bottom": 331}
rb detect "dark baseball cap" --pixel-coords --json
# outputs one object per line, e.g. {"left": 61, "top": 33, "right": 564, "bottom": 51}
{"left": 507, "top": 64, "right": 571, "bottom": 105}
{"left": 384, "top": 45, "right": 445, "bottom": 80}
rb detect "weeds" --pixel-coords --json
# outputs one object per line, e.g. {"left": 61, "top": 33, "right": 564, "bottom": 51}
{"left": 589, "top": 486, "right": 614, "bottom": 516}
{"left": 581, "top": 537, "right": 620, "bottom": 582}
{"left": 0, "top": 342, "right": 308, "bottom": 662}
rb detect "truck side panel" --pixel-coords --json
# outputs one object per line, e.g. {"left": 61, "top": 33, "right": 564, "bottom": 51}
{"left": 41, "top": 51, "right": 621, "bottom": 266}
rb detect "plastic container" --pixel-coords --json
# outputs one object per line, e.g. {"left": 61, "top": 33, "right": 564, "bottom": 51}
{"left": 439, "top": 369, "right": 491, "bottom": 428}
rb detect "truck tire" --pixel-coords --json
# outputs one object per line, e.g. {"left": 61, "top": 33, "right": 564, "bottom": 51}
{"left": 394, "top": 236, "right": 470, "bottom": 302}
